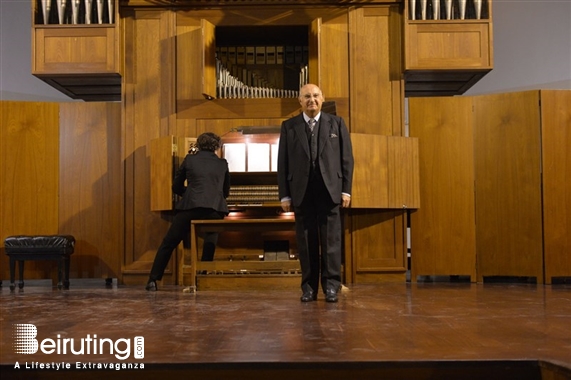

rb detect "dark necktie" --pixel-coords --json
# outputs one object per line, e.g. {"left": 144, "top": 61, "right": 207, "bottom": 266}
{"left": 308, "top": 118, "right": 316, "bottom": 132}
{"left": 308, "top": 119, "right": 317, "bottom": 166}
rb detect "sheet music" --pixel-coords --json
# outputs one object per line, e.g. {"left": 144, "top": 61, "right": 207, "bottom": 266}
{"left": 270, "top": 143, "right": 279, "bottom": 172}
{"left": 223, "top": 143, "right": 246, "bottom": 172}
{"left": 247, "top": 143, "right": 270, "bottom": 172}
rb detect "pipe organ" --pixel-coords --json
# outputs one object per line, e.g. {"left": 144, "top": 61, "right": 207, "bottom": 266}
{"left": 409, "top": 0, "right": 489, "bottom": 21}
{"left": 24, "top": 0, "right": 493, "bottom": 287}
{"left": 216, "top": 59, "right": 306, "bottom": 99}
{"left": 39, "top": 0, "right": 114, "bottom": 25}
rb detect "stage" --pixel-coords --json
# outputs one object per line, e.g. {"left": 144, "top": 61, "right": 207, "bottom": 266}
{"left": 1, "top": 280, "right": 570, "bottom": 379}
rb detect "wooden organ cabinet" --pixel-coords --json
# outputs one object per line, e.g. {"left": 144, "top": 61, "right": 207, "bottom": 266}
{"left": 404, "top": 0, "right": 493, "bottom": 96}
{"left": 150, "top": 121, "right": 419, "bottom": 290}
{"left": 31, "top": 0, "right": 121, "bottom": 101}
{"left": 150, "top": 131, "right": 301, "bottom": 290}
{"left": 24, "top": 0, "right": 493, "bottom": 287}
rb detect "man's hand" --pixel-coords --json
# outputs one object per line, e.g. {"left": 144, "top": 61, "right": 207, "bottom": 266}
{"left": 341, "top": 194, "right": 351, "bottom": 208}
{"left": 281, "top": 199, "right": 292, "bottom": 212}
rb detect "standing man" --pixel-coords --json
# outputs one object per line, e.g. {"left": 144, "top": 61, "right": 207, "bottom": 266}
{"left": 277, "top": 84, "right": 354, "bottom": 303}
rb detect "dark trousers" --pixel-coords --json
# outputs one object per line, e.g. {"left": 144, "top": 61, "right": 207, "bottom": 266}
{"left": 149, "top": 208, "right": 224, "bottom": 281}
{"left": 293, "top": 174, "right": 342, "bottom": 294}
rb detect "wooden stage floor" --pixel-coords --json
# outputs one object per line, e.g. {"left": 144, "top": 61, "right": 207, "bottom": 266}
{"left": 1, "top": 280, "right": 570, "bottom": 379}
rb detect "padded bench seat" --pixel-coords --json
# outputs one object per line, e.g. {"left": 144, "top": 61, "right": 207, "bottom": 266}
{"left": 4, "top": 235, "right": 75, "bottom": 291}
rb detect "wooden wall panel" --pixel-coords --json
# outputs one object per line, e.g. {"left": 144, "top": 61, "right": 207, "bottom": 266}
{"left": 177, "top": 99, "right": 301, "bottom": 120}
{"left": 351, "top": 134, "right": 389, "bottom": 208}
{"left": 351, "top": 134, "right": 419, "bottom": 209}
{"left": 1, "top": 101, "right": 60, "bottom": 280}
{"left": 346, "top": 6, "right": 407, "bottom": 282}
{"left": 387, "top": 136, "right": 419, "bottom": 209}
{"left": 196, "top": 118, "right": 286, "bottom": 137}
{"left": 309, "top": 18, "right": 321, "bottom": 89}
{"left": 349, "top": 6, "right": 398, "bottom": 135}
{"left": 201, "top": 19, "right": 217, "bottom": 99}
{"left": 176, "top": 15, "right": 204, "bottom": 101}
{"left": 540, "top": 90, "right": 571, "bottom": 283}
{"left": 122, "top": 10, "right": 177, "bottom": 283}
{"left": 33, "top": 27, "right": 117, "bottom": 74}
{"left": 406, "top": 23, "right": 492, "bottom": 70}
{"left": 409, "top": 96, "right": 477, "bottom": 280}
{"left": 351, "top": 210, "right": 407, "bottom": 280}
{"left": 389, "top": 5, "right": 405, "bottom": 136}
{"left": 175, "top": 118, "right": 198, "bottom": 140}
{"left": 473, "top": 91, "right": 543, "bottom": 282}
{"left": 59, "top": 103, "right": 122, "bottom": 280}
{"left": 313, "top": 13, "right": 349, "bottom": 102}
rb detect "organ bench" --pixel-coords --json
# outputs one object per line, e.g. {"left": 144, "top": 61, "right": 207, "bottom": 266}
{"left": 182, "top": 218, "right": 299, "bottom": 291}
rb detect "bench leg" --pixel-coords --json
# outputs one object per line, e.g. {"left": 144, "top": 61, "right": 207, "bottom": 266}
{"left": 18, "top": 260, "right": 25, "bottom": 289}
{"left": 57, "top": 259, "right": 63, "bottom": 289}
{"left": 62, "top": 257, "right": 70, "bottom": 289}
{"left": 9, "top": 258, "right": 16, "bottom": 291}
{"left": 57, "top": 258, "right": 70, "bottom": 290}
{"left": 7, "top": 254, "right": 72, "bottom": 290}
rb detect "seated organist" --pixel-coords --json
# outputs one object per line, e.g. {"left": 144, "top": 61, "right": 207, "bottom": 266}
{"left": 146, "top": 132, "right": 231, "bottom": 291}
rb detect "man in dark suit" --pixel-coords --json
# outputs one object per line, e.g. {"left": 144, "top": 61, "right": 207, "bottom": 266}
{"left": 146, "top": 132, "right": 230, "bottom": 291}
{"left": 277, "top": 84, "right": 354, "bottom": 303}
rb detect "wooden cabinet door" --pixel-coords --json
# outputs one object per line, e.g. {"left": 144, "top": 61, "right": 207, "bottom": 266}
{"left": 473, "top": 91, "right": 543, "bottom": 282}
{"left": 351, "top": 133, "right": 419, "bottom": 209}
{"left": 409, "top": 96, "right": 477, "bottom": 280}
{"left": 540, "top": 90, "right": 571, "bottom": 283}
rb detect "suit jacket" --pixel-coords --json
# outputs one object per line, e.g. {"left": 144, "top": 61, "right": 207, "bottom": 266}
{"left": 277, "top": 112, "right": 354, "bottom": 208}
{"left": 172, "top": 150, "right": 230, "bottom": 214}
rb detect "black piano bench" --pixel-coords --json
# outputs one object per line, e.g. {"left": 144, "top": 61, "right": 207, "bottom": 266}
{"left": 4, "top": 235, "right": 75, "bottom": 291}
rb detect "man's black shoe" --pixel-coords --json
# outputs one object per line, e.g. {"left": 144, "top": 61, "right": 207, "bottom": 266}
{"left": 300, "top": 291, "right": 317, "bottom": 302}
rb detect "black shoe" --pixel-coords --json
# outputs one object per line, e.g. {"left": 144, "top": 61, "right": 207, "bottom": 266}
{"left": 145, "top": 280, "right": 157, "bottom": 291}
{"left": 325, "top": 289, "right": 338, "bottom": 303}
{"left": 300, "top": 291, "right": 317, "bottom": 302}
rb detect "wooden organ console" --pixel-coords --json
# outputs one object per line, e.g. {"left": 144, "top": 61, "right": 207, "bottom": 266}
{"left": 151, "top": 117, "right": 421, "bottom": 290}
{"left": 151, "top": 128, "right": 303, "bottom": 291}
